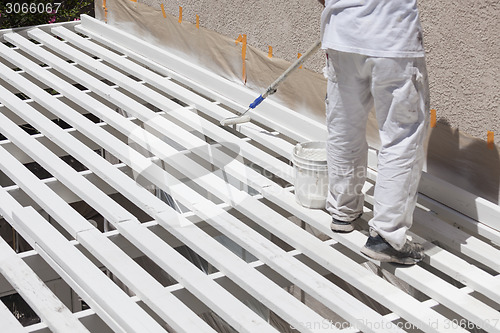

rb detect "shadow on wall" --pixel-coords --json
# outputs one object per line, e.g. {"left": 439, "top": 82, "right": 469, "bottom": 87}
{"left": 426, "top": 118, "right": 500, "bottom": 205}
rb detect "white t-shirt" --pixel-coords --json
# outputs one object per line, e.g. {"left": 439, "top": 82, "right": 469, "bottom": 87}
{"left": 320, "top": 0, "right": 425, "bottom": 58}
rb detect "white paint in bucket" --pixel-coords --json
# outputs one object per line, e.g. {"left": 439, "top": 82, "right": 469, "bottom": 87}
{"left": 292, "top": 141, "right": 328, "bottom": 209}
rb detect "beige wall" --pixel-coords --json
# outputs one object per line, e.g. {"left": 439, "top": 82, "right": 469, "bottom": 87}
{"left": 419, "top": 0, "right": 499, "bottom": 142}
{"left": 140, "top": 0, "right": 498, "bottom": 144}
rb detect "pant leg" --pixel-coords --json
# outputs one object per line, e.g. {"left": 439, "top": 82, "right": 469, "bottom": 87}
{"left": 325, "top": 50, "right": 374, "bottom": 221}
{"left": 369, "top": 57, "right": 430, "bottom": 250}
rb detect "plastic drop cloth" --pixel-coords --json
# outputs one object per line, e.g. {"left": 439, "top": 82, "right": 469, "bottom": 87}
{"left": 94, "top": 0, "right": 327, "bottom": 125}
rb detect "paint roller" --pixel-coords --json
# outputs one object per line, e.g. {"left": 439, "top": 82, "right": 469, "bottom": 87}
{"left": 220, "top": 39, "right": 322, "bottom": 126}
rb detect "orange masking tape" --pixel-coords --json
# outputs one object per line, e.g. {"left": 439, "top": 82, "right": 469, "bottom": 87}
{"left": 130, "top": 0, "right": 137, "bottom": 2}
{"left": 242, "top": 34, "right": 247, "bottom": 83}
{"left": 161, "top": 4, "right": 166, "bottom": 18}
{"left": 178, "top": 6, "right": 182, "bottom": 23}
{"left": 268, "top": 46, "right": 273, "bottom": 58}
{"left": 196, "top": 15, "right": 200, "bottom": 28}
{"left": 430, "top": 109, "right": 437, "bottom": 128}
{"left": 242, "top": 35, "right": 247, "bottom": 60}
{"left": 488, "top": 131, "right": 495, "bottom": 150}
{"left": 235, "top": 34, "right": 247, "bottom": 83}
{"left": 103, "top": 0, "right": 108, "bottom": 22}
{"left": 298, "top": 52, "right": 302, "bottom": 69}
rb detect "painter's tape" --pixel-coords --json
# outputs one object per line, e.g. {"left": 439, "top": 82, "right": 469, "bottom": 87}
{"left": 161, "top": 4, "right": 166, "bottom": 18}
{"left": 430, "top": 109, "right": 437, "bottom": 128}
{"left": 242, "top": 34, "right": 247, "bottom": 83}
{"left": 196, "top": 15, "right": 200, "bottom": 29}
{"left": 488, "top": 131, "right": 495, "bottom": 150}
{"left": 103, "top": 0, "right": 108, "bottom": 22}
{"left": 242, "top": 35, "right": 247, "bottom": 61}
{"left": 298, "top": 53, "right": 302, "bottom": 69}
{"left": 268, "top": 46, "right": 273, "bottom": 58}
{"left": 130, "top": 0, "right": 137, "bottom": 2}
{"left": 235, "top": 34, "right": 247, "bottom": 83}
{"left": 178, "top": 6, "right": 183, "bottom": 23}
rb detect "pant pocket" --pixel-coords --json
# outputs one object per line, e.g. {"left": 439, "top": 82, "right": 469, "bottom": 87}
{"left": 392, "top": 78, "right": 420, "bottom": 125}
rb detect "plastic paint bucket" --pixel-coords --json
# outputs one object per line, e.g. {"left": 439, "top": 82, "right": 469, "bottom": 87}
{"left": 292, "top": 141, "right": 328, "bottom": 209}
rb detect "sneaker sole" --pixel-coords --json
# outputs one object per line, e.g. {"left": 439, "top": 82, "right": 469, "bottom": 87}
{"left": 330, "top": 222, "right": 354, "bottom": 233}
{"left": 360, "top": 246, "right": 423, "bottom": 265}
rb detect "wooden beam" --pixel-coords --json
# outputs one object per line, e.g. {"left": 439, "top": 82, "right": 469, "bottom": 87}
{"left": 75, "top": 15, "right": 500, "bottom": 233}
{"left": 38, "top": 28, "right": 468, "bottom": 330}
{"left": 0, "top": 237, "right": 90, "bottom": 333}
{"left": 3, "top": 31, "right": 346, "bottom": 333}
{"left": 77, "top": 15, "right": 324, "bottom": 143}
{"left": 0, "top": 93, "right": 275, "bottom": 332}
{"left": 12, "top": 207, "right": 168, "bottom": 333}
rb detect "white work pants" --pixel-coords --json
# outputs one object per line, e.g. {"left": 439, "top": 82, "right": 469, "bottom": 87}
{"left": 325, "top": 50, "right": 429, "bottom": 250}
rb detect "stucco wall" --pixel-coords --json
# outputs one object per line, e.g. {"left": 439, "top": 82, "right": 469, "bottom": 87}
{"left": 140, "top": 0, "right": 498, "bottom": 143}
{"left": 419, "top": 0, "right": 499, "bottom": 142}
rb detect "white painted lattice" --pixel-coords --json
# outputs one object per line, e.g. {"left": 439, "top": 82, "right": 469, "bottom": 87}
{"left": 0, "top": 16, "right": 500, "bottom": 333}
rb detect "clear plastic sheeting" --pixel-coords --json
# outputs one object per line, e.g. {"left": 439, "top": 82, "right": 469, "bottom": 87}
{"left": 94, "top": 0, "right": 327, "bottom": 125}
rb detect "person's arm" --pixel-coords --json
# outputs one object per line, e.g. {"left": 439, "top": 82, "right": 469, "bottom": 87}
{"left": 317, "top": 0, "right": 325, "bottom": 6}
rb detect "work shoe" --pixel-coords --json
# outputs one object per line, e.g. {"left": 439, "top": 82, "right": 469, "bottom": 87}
{"left": 330, "top": 213, "right": 362, "bottom": 233}
{"left": 360, "top": 228, "right": 425, "bottom": 265}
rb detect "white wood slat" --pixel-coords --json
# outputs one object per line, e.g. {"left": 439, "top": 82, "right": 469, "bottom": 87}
{"left": 264, "top": 189, "right": 500, "bottom": 332}
{"left": 0, "top": 146, "right": 216, "bottom": 333}
{"left": 0, "top": 43, "right": 328, "bottom": 333}
{"left": 0, "top": 237, "right": 90, "bottom": 333}
{"left": 53, "top": 26, "right": 295, "bottom": 161}
{"left": 0, "top": 183, "right": 162, "bottom": 333}
{"left": 0, "top": 33, "right": 347, "bottom": 333}
{"left": 21, "top": 240, "right": 338, "bottom": 333}
{"left": 419, "top": 172, "right": 500, "bottom": 231}
{"left": 0, "top": 41, "right": 410, "bottom": 330}
{"left": 164, "top": 111, "right": 500, "bottom": 331}
{"left": 3, "top": 161, "right": 130, "bottom": 210}
{"left": 412, "top": 207, "right": 500, "bottom": 272}
{"left": 417, "top": 193, "right": 500, "bottom": 248}
{"left": 174, "top": 105, "right": 500, "bottom": 307}
{"left": 77, "top": 15, "right": 323, "bottom": 144}
{"left": 73, "top": 16, "right": 500, "bottom": 236}
{"left": 9, "top": 26, "right": 490, "bottom": 332}
{"left": 0, "top": 79, "right": 278, "bottom": 333}
{"left": 361, "top": 169, "right": 500, "bottom": 276}
{"left": 35, "top": 28, "right": 181, "bottom": 114}
{"left": 1, "top": 32, "right": 398, "bottom": 332}
{"left": 152, "top": 118, "right": 468, "bottom": 330}
{"left": 3, "top": 19, "right": 500, "bottom": 330}
{"left": 0, "top": 285, "right": 30, "bottom": 333}
{"left": 157, "top": 109, "right": 483, "bottom": 332}
{"left": 10, "top": 206, "right": 168, "bottom": 333}
{"left": 72, "top": 24, "right": 251, "bottom": 126}
{"left": 49, "top": 26, "right": 294, "bottom": 183}
{"left": 0, "top": 126, "right": 107, "bottom": 165}
{"left": 77, "top": 228, "right": 216, "bottom": 333}
{"left": 95, "top": 97, "right": 486, "bottom": 333}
